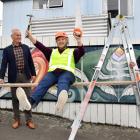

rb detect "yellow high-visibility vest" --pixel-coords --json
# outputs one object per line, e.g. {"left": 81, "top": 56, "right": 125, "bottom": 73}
{"left": 48, "top": 48, "right": 75, "bottom": 74}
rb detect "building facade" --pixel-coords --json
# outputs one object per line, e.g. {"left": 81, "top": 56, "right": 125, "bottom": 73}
{"left": 1, "top": 0, "right": 139, "bottom": 43}
{"left": 0, "top": 20, "right": 2, "bottom": 36}
{"left": 1, "top": 0, "right": 140, "bottom": 129}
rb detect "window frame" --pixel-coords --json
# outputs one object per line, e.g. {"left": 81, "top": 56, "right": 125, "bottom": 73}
{"left": 102, "top": 0, "right": 134, "bottom": 18}
{"left": 32, "top": 0, "right": 63, "bottom": 10}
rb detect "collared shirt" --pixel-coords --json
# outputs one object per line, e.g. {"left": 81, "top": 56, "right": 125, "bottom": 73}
{"left": 13, "top": 44, "right": 25, "bottom": 73}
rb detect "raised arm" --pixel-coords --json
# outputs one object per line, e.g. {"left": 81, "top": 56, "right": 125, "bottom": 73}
{"left": 73, "top": 28, "right": 83, "bottom": 47}
{"left": 73, "top": 28, "right": 85, "bottom": 63}
{"left": 26, "top": 30, "right": 37, "bottom": 44}
{"left": 26, "top": 30, "right": 52, "bottom": 61}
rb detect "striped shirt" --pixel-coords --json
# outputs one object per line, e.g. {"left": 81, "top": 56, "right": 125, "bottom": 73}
{"left": 13, "top": 44, "right": 24, "bottom": 73}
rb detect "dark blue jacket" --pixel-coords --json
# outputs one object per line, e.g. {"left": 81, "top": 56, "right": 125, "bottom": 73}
{"left": 0, "top": 44, "right": 36, "bottom": 83}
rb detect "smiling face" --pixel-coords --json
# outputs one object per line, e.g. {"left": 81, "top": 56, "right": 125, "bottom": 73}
{"left": 11, "top": 29, "right": 22, "bottom": 45}
{"left": 56, "top": 36, "right": 68, "bottom": 49}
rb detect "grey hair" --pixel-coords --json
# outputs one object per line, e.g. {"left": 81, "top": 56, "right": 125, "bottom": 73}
{"left": 11, "top": 28, "right": 21, "bottom": 36}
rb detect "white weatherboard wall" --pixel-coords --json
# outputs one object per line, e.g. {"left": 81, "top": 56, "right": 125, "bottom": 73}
{"left": 0, "top": 36, "right": 107, "bottom": 48}
{"left": 1, "top": 36, "right": 140, "bottom": 49}
{"left": 2, "top": 0, "right": 140, "bottom": 41}
{"left": 2, "top": 0, "right": 103, "bottom": 36}
{"left": 0, "top": 36, "right": 140, "bottom": 129}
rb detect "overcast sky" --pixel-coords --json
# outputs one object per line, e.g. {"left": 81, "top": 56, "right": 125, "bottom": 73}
{"left": 0, "top": 1, "right": 3, "bottom": 20}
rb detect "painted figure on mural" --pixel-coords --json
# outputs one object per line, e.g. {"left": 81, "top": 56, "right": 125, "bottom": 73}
{"left": 0, "top": 29, "right": 36, "bottom": 129}
{"left": 16, "top": 28, "right": 85, "bottom": 113}
{"left": 88, "top": 47, "right": 139, "bottom": 103}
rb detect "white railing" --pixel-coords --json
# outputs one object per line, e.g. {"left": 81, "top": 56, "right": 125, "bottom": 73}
{"left": 0, "top": 35, "right": 106, "bottom": 49}
{"left": 1, "top": 36, "right": 140, "bottom": 49}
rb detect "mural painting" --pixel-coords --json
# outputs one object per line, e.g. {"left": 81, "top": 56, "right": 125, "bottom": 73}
{"left": 0, "top": 45, "right": 140, "bottom": 104}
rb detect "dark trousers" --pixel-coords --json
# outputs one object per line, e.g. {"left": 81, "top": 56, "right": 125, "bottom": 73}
{"left": 11, "top": 73, "right": 32, "bottom": 121}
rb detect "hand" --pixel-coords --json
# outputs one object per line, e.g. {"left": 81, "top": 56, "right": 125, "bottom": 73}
{"left": 26, "top": 30, "right": 32, "bottom": 38}
{"left": 73, "top": 32, "right": 82, "bottom": 46}
{"left": 73, "top": 28, "right": 82, "bottom": 39}
{"left": 73, "top": 32, "right": 82, "bottom": 40}
{"left": 26, "top": 30, "right": 37, "bottom": 44}
{"left": 73, "top": 28, "right": 83, "bottom": 46}
{"left": 0, "top": 79, "right": 4, "bottom": 84}
{"left": 31, "top": 76, "right": 36, "bottom": 83}
{"left": 129, "top": 62, "right": 135, "bottom": 69}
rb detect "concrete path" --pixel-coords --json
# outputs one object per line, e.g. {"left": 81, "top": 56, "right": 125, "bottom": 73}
{"left": 0, "top": 110, "right": 140, "bottom": 140}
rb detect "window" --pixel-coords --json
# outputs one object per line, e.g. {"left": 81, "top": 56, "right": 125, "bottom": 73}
{"left": 33, "top": 0, "right": 63, "bottom": 9}
{"left": 107, "top": 0, "right": 118, "bottom": 18}
{"left": 33, "top": 0, "right": 48, "bottom": 9}
{"left": 103, "top": 0, "right": 133, "bottom": 18}
{"left": 120, "top": 0, "right": 133, "bottom": 16}
{"left": 49, "top": 0, "right": 63, "bottom": 8}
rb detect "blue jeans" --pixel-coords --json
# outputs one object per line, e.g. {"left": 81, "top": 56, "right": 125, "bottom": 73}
{"left": 31, "top": 70, "right": 75, "bottom": 105}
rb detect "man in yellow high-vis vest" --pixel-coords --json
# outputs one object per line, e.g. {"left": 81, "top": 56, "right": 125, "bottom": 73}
{"left": 16, "top": 29, "right": 85, "bottom": 113}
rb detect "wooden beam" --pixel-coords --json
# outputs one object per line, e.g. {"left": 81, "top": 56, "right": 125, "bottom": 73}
{"left": 0, "top": 80, "right": 136, "bottom": 87}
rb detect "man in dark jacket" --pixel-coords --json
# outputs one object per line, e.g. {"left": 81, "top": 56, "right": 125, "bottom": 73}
{"left": 0, "top": 29, "right": 36, "bottom": 129}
